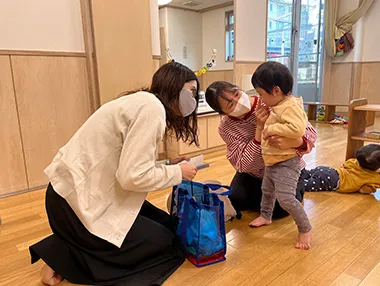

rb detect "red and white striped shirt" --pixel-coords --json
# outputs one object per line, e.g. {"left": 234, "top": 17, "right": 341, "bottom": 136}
{"left": 218, "top": 96, "right": 317, "bottom": 178}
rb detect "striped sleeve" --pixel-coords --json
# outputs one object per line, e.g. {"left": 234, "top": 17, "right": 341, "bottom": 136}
{"left": 218, "top": 121, "right": 265, "bottom": 177}
{"left": 296, "top": 121, "right": 317, "bottom": 156}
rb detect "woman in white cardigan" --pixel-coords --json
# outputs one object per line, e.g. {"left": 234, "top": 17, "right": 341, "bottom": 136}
{"left": 30, "top": 62, "right": 200, "bottom": 286}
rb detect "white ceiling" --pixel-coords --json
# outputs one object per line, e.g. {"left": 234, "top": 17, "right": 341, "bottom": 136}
{"left": 164, "top": 0, "right": 233, "bottom": 11}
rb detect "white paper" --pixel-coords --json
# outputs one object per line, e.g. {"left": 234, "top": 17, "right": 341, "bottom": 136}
{"left": 179, "top": 155, "right": 209, "bottom": 170}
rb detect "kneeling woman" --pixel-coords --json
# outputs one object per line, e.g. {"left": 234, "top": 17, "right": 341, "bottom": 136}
{"left": 30, "top": 62, "right": 200, "bottom": 286}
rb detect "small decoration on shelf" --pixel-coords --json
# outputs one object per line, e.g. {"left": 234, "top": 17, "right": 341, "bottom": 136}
{"left": 317, "top": 107, "right": 325, "bottom": 121}
{"left": 165, "top": 48, "right": 217, "bottom": 77}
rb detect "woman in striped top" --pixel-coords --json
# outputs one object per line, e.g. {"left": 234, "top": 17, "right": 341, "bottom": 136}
{"left": 205, "top": 81, "right": 317, "bottom": 219}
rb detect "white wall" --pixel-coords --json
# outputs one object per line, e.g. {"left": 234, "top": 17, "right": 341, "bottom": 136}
{"left": 361, "top": 0, "right": 380, "bottom": 62}
{"left": 0, "top": 0, "right": 84, "bottom": 52}
{"left": 202, "top": 5, "right": 234, "bottom": 70}
{"left": 235, "top": 0, "right": 267, "bottom": 61}
{"left": 150, "top": 0, "right": 161, "bottom": 56}
{"left": 165, "top": 8, "right": 202, "bottom": 70}
{"left": 159, "top": 7, "right": 169, "bottom": 48}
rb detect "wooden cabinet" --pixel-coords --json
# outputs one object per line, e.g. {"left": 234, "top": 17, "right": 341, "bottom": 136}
{"left": 178, "top": 117, "right": 207, "bottom": 155}
{"left": 207, "top": 115, "right": 225, "bottom": 148}
{"left": 166, "top": 113, "right": 225, "bottom": 159}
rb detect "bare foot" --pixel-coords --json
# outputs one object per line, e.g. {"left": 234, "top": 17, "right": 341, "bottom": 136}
{"left": 295, "top": 229, "right": 312, "bottom": 250}
{"left": 249, "top": 216, "right": 272, "bottom": 228}
{"left": 41, "top": 263, "right": 63, "bottom": 285}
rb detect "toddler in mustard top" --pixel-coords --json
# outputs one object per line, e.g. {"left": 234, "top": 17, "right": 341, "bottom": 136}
{"left": 249, "top": 62, "right": 312, "bottom": 251}
{"left": 303, "top": 144, "right": 380, "bottom": 194}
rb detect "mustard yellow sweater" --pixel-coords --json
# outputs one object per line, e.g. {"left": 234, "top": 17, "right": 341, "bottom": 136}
{"left": 262, "top": 96, "right": 307, "bottom": 166}
{"left": 336, "top": 159, "right": 380, "bottom": 194}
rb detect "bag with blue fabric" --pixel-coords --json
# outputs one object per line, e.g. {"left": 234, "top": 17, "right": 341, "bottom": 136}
{"left": 170, "top": 180, "right": 231, "bottom": 267}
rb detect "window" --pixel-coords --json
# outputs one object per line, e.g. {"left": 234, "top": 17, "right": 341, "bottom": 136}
{"left": 225, "top": 10, "right": 234, "bottom": 62}
{"left": 266, "top": 0, "right": 325, "bottom": 101}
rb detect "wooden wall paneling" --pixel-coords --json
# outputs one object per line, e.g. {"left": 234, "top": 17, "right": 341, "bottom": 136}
{"left": 329, "top": 63, "right": 352, "bottom": 106}
{"left": 91, "top": 0, "right": 153, "bottom": 104}
{"left": 359, "top": 62, "right": 380, "bottom": 104}
{"left": 234, "top": 62, "right": 262, "bottom": 87}
{"left": 0, "top": 56, "right": 28, "bottom": 196}
{"left": 201, "top": 70, "right": 228, "bottom": 91}
{"left": 201, "top": 70, "right": 234, "bottom": 91}
{"left": 224, "top": 70, "right": 234, "bottom": 82}
{"left": 351, "top": 62, "right": 362, "bottom": 101}
{"left": 11, "top": 56, "right": 92, "bottom": 188}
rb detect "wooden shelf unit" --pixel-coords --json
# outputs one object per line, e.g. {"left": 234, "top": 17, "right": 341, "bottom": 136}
{"left": 303, "top": 102, "right": 348, "bottom": 122}
{"left": 345, "top": 99, "right": 380, "bottom": 160}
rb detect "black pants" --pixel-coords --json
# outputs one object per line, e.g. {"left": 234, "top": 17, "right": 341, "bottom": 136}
{"left": 229, "top": 170, "right": 306, "bottom": 219}
{"left": 29, "top": 184, "right": 185, "bottom": 286}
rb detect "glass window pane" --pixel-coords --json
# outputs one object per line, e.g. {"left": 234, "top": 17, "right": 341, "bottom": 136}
{"left": 267, "top": 0, "right": 293, "bottom": 58}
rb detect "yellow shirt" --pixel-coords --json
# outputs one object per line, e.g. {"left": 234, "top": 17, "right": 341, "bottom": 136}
{"left": 262, "top": 96, "right": 307, "bottom": 166}
{"left": 336, "top": 159, "right": 380, "bottom": 193}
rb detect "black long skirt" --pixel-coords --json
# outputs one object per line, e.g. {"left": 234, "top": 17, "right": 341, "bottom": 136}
{"left": 29, "top": 184, "right": 185, "bottom": 286}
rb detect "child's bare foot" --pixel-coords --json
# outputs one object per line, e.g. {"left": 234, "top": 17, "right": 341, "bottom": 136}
{"left": 295, "top": 229, "right": 312, "bottom": 250}
{"left": 249, "top": 216, "right": 272, "bottom": 227}
{"left": 41, "top": 263, "right": 63, "bottom": 285}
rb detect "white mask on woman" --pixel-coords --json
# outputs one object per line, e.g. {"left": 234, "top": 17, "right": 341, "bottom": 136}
{"left": 228, "top": 92, "right": 251, "bottom": 117}
{"left": 179, "top": 89, "right": 197, "bottom": 117}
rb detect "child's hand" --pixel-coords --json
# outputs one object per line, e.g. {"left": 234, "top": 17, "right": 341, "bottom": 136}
{"left": 255, "top": 100, "right": 269, "bottom": 129}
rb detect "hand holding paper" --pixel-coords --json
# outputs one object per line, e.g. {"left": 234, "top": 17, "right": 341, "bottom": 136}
{"left": 179, "top": 155, "right": 210, "bottom": 170}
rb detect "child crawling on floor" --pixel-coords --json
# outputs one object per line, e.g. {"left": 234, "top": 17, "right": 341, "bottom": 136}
{"left": 302, "top": 144, "right": 380, "bottom": 194}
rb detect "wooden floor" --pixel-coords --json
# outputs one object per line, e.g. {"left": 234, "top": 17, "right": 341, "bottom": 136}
{"left": 1, "top": 122, "right": 380, "bottom": 286}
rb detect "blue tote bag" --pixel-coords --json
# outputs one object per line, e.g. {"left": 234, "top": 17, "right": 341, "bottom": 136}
{"left": 171, "top": 180, "right": 230, "bottom": 267}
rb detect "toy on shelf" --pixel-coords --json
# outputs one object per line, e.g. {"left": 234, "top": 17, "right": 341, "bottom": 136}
{"left": 317, "top": 107, "right": 325, "bottom": 121}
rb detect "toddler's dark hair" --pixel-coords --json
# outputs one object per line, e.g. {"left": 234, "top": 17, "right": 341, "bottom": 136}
{"left": 356, "top": 144, "right": 380, "bottom": 171}
{"left": 251, "top": 61, "right": 293, "bottom": 95}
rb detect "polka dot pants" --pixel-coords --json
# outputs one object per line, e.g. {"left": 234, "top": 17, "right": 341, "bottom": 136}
{"left": 302, "top": 166, "right": 340, "bottom": 192}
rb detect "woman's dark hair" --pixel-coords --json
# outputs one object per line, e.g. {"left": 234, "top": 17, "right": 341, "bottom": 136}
{"left": 150, "top": 62, "right": 199, "bottom": 145}
{"left": 356, "top": 144, "right": 380, "bottom": 171}
{"left": 118, "top": 62, "right": 199, "bottom": 145}
{"left": 205, "top": 81, "right": 239, "bottom": 114}
{"left": 251, "top": 61, "right": 293, "bottom": 95}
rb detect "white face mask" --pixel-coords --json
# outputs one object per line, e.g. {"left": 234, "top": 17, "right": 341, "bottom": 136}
{"left": 228, "top": 92, "right": 251, "bottom": 117}
{"left": 179, "top": 89, "right": 197, "bottom": 117}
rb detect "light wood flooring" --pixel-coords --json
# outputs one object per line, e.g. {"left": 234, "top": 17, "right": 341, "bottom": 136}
{"left": 1, "top": 122, "right": 380, "bottom": 286}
